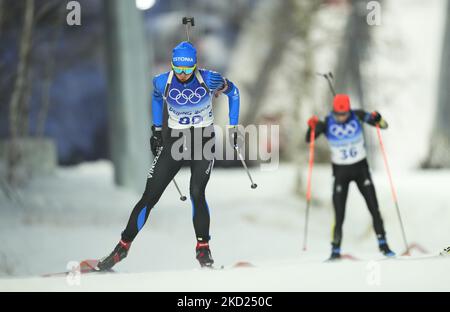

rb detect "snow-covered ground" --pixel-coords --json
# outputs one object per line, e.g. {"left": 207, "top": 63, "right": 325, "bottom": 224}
{"left": 1, "top": 0, "right": 449, "bottom": 293}
{"left": 0, "top": 161, "right": 449, "bottom": 291}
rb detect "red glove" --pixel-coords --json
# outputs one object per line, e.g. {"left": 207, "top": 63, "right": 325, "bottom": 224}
{"left": 307, "top": 115, "right": 319, "bottom": 129}
{"left": 371, "top": 111, "right": 382, "bottom": 123}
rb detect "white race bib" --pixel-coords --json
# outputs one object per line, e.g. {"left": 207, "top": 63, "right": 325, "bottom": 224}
{"left": 165, "top": 74, "right": 214, "bottom": 129}
{"left": 326, "top": 115, "right": 367, "bottom": 165}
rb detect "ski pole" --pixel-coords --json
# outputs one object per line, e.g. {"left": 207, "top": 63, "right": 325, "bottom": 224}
{"left": 156, "top": 146, "right": 187, "bottom": 202}
{"left": 173, "top": 179, "right": 187, "bottom": 201}
{"left": 302, "top": 127, "right": 316, "bottom": 251}
{"left": 163, "top": 17, "right": 193, "bottom": 203}
{"left": 375, "top": 124, "right": 409, "bottom": 255}
{"left": 316, "top": 72, "right": 336, "bottom": 96}
{"left": 235, "top": 146, "right": 257, "bottom": 189}
{"left": 182, "top": 17, "right": 195, "bottom": 42}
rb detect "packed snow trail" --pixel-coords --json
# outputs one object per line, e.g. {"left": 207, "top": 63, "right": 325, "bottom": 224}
{"left": 1, "top": 254, "right": 449, "bottom": 291}
{"left": 1, "top": 162, "right": 450, "bottom": 291}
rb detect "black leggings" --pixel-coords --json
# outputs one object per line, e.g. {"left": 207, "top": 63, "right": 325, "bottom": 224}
{"left": 331, "top": 159, "right": 386, "bottom": 247}
{"left": 121, "top": 126, "right": 215, "bottom": 243}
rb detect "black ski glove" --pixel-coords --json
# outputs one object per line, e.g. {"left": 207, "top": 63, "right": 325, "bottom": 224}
{"left": 371, "top": 111, "right": 382, "bottom": 123}
{"left": 150, "top": 125, "right": 163, "bottom": 156}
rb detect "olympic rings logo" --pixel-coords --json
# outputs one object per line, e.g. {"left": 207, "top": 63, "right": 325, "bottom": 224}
{"left": 329, "top": 120, "right": 359, "bottom": 138}
{"left": 168, "top": 87, "right": 207, "bottom": 105}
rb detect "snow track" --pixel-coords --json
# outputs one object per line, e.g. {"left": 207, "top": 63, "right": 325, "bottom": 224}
{"left": 1, "top": 162, "right": 449, "bottom": 291}
{"left": 1, "top": 254, "right": 449, "bottom": 291}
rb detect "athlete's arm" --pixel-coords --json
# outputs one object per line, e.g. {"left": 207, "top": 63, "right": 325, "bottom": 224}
{"left": 222, "top": 79, "right": 240, "bottom": 126}
{"left": 203, "top": 70, "right": 240, "bottom": 126}
{"left": 151, "top": 75, "right": 165, "bottom": 128}
{"left": 305, "top": 119, "right": 326, "bottom": 143}
{"left": 354, "top": 109, "right": 388, "bottom": 129}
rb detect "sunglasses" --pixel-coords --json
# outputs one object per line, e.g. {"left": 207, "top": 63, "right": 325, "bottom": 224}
{"left": 172, "top": 64, "right": 196, "bottom": 75}
{"left": 333, "top": 111, "right": 350, "bottom": 117}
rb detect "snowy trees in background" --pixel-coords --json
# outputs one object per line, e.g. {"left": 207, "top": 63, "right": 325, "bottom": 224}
{"left": 0, "top": 0, "right": 58, "bottom": 191}
{"left": 217, "top": 0, "right": 349, "bottom": 195}
{"left": 424, "top": 1, "right": 450, "bottom": 168}
{"left": 220, "top": 0, "right": 322, "bottom": 155}
{"left": 335, "top": 0, "right": 379, "bottom": 165}
{"left": 0, "top": 1, "right": 65, "bottom": 192}
{"left": 335, "top": 0, "right": 375, "bottom": 106}
{"left": 36, "top": 3, "right": 66, "bottom": 139}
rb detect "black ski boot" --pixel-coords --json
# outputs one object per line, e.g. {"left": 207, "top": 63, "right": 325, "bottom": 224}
{"left": 97, "top": 240, "right": 131, "bottom": 271}
{"left": 196, "top": 242, "right": 214, "bottom": 268}
{"left": 328, "top": 244, "right": 341, "bottom": 261}
{"left": 440, "top": 246, "right": 450, "bottom": 256}
{"left": 377, "top": 235, "right": 395, "bottom": 257}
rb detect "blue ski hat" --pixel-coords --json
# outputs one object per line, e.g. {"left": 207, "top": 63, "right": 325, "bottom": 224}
{"left": 172, "top": 41, "right": 197, "bottom": 67}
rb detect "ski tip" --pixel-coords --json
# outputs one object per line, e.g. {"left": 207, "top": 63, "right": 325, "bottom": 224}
{"left": 325, "top": 254, "right": 359, "bottom": 262}
{"left": 42, "top": 272, "right": 68, "bottom": 278}
{"left": 79, "top": 259, "right": 100, "bottom": 273}
{"left": 403, "top": 243, "right": 429, "bottom": 256}
{"left": 232, "top": 261, "right": 254, "bottom": 268}
{"left": 41, "top": 259, "right": 105, "bottom": 278}
{"left": 341, "top": 254, "right": 359, "bottom": 261}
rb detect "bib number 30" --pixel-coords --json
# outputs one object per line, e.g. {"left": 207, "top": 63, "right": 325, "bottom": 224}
{"left": 179, "top": 115, "right": 203, "bottom": 125}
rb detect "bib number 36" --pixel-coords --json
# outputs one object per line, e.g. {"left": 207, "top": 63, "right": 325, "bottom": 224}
{"left": 340, "top": 147, "right": 358, "bottom": 160}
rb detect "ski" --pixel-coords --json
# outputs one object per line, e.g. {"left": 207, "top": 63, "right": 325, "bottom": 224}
{"left": 201, "top": 261, "right": 255, "bottom": 270}
{"left": 42, "top": 259, "right": 114, "bottom": 278}
{"left": 325, "top": 253, "right": 360, "bottom": 262}
{"left": 377, "top": 253, "right": 448, "bottom": 262}
{"left": 340, "top": 254, "right": 360, "bottom": 261}
{"left": 325, "top": 253, "right": 450, "bottom": 263}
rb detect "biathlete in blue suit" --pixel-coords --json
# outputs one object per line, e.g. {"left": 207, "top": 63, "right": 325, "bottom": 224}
{"left": 306, "top": 94, "right": 396, "bottom": 260}
{"left": 98, "top": 41, "right": 240, "bottom": 269}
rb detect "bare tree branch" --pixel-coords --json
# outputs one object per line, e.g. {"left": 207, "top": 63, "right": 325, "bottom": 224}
{"left": 7, "top": 0, "right": 35, "bottom": 185}
{"left": 0, "top": 0, "right": 4, "bottom": 37}
{"left": 37, "top": 2, "right": 66, "bottom": 137}
{"left": 34, "top": 0, "right": 60, "bottom": 23}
